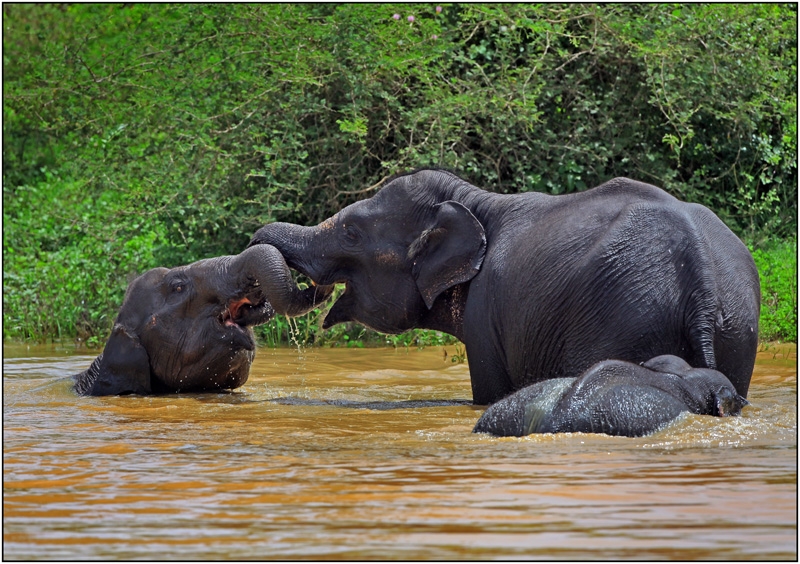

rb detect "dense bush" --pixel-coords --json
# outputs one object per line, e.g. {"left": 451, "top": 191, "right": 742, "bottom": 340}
{"left": 752, "top": 240, "right": 798, "bottom": 343}
{"left": 3, "top": 3, "right": 797, "bottom": 344}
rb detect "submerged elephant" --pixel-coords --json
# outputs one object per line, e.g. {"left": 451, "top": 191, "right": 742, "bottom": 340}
{"left": 73, "top": 245, "right": 332, "bottom": 396}
{"left": 472, "top": 355, "right": 749, "bottom": 437}
{"left": 249, "top": 169, "right": 760, "bottom": 404}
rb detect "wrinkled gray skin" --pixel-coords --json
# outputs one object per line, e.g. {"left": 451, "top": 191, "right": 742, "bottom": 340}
{"left": 472, "top": 355, "right": 749, "bottom": 437}
{"left": 249, "top": 169, "right": 760, "bottom": 404}
{"left": 73, "top": 244, "right": 332, "bottom": 396}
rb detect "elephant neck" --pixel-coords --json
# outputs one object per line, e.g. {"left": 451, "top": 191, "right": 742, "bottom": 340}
{"left": 438, "top": 179, "right": 494, "bottom": 215}
{"left": 431, "top": 175, "right": 528, "bottom": 233}
{"left": 418, "top": 283, "right": 468, "bottom": 341}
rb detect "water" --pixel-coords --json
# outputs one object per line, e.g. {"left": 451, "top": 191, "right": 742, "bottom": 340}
{"left": 3, "top": 343, "right": 797, "bottom": 560}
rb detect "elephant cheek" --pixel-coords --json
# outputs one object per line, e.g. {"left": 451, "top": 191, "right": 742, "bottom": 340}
{"left": 173, "top": 347, "right": 254, "bottom": 391}
{"left": 224, "top": 349, "right": 254, "bottom": 388}
{"left": 228, "top": 325, "right": 257, "bottom": 352}
{"left": 322, "top": 299, "right": 353, "bottom": 329}
{"left": 202, "top": 332, "right": 257, "bottom": 389}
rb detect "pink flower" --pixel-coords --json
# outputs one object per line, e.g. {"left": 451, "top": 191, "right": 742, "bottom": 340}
{"left": 431, "top": 34, "right": 438, "bottom": 40}
{"left": 436, "top": 6, "right": 442, "bottom": 13}
{"left": 392, "top": 13, "right": 400, "bottom": 20}
{"left": 407, "top": 15, "right": 415, "bottom": 22}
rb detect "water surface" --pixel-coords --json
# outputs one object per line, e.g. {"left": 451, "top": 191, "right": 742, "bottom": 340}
{"left": 3, "top": 343, "right": 797, "bottom": 560}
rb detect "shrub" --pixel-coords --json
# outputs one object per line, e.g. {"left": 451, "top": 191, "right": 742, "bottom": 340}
{"left": 751, "top": 240, "right": 798, "bottom": 342}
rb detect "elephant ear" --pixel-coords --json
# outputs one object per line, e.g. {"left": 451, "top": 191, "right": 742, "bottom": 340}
{"left": 410, "top": 200, "right": 486, "bottom": 309}
{"left": 88, "top": 324, "right": 152, "bottom": 396}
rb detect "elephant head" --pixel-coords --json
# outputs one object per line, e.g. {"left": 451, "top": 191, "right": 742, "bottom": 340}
{"left": 73, "top": 244, "right": 332, "bottom": 396}
{"left": 248, "top": 170, "right": 486, "bottom": 337}
{"left": 642, "top": 355, "right": 749, "bottom": 416}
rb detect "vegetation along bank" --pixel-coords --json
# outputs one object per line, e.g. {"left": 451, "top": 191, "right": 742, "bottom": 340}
{"left": 3, "top": 4, "right": 796, "bottom": 346}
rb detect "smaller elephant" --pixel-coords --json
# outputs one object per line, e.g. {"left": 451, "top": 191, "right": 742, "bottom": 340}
{"left": 473, "top": 355, "right": 748, "bottom": 438}
{"left": 73, "top": 244, "right": 332, "bottom": 396}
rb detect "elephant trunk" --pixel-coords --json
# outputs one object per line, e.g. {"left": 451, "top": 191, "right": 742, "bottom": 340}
{"left": 248, "top": 222, "right": 328, "bottom": 284}
{"left": 234, "top": 244, "right": 331, "bottom": 320}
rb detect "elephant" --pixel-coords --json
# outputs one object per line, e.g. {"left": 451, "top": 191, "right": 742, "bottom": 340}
{"left": 73, "top": 244, "right": 332, "bottom": 396}
{"left": 472, "top": 355, "right": 749, "bottom": 437}
{"left": 248, "top": 169, "right": 760, "bottom": 404}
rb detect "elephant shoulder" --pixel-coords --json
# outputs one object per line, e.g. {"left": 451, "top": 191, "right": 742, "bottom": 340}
{"left": 581, "top": 384, "right": 689, "bottom": 436}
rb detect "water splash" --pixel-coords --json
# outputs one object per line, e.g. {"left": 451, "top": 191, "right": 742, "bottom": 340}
{"left": 287, "top": 316, "right": 304, "bottom": 354}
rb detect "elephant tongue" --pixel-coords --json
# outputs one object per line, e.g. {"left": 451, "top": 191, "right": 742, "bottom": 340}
{"left": 225, "top": 297, "right": 253, "bottom": 326}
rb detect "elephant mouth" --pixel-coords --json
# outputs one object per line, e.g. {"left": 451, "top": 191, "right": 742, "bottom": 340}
{"left": 304, "top": 271, "right": 343, "bottom": 288}
{"left": 289, "top": 259, "right": 345, "bottom": 288}
{"left": 218, "top": 296, "right": 259, "bottom": 331}
{"left": 322, "top": 281, "right": 359, "bottom": 330}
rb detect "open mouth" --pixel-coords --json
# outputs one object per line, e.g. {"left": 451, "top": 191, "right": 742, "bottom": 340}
{"left": 219, "top": 297, "right": 255, "bottom": 330}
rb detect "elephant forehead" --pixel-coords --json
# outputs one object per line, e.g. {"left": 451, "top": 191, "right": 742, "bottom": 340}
{"left": 320, "top": 208, "right": 370, "bottom": 229}
{"left": 186, "top": 256, "right": 233, "bottom": 273}
{"left": 318, "top": 216, "right": 337, "bottom": 230}
{"left": 131, "top": 267, "right": 169, "bottom": 288}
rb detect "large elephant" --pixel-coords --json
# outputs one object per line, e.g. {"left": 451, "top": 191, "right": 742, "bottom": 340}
{"left": 249, "top": 169, "right": 760, "bottom": 404}
{"left": 472, "top": 355, "right": 749, "bottom": 437}
{"left": 73, "top": 245, "right": 332, "bottom": 396}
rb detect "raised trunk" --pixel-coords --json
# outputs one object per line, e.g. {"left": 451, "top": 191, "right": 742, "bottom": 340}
{"left": 248, "top": 222, "right": 329, "bottom": 284}
{"left": 236, "top": 243, "right": 331, "bottom": 320}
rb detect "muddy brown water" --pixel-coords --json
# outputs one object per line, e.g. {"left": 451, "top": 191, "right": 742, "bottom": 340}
{"left": 3, "top": 343, "right": 797, "bottom": 560}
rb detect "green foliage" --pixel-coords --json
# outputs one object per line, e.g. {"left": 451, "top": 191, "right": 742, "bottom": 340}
{"left": 3, "top": 3, "right": 797, "bottom": 344}
{"left": 2, "top": 171, "right": 168, "bottom": 340}
{"left": 751, "top": 240, "right": 798, "bottom": 343}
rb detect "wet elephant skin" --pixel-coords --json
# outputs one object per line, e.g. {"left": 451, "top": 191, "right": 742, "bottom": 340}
{"left": 473, "top": 355, "right": 749, "bottom": 437}
{"left": 249, "top": 169, "right": 760, "bottom": 404}
{"left": 73, "top": 245, "right": 332, "bottom": 396}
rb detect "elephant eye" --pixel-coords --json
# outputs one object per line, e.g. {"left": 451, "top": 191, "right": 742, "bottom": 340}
{"left": 169, "top": 278, "right": 189, "bottom": 294}
{"left": 343, "top": 224, "right": 362, "bottom": 245}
